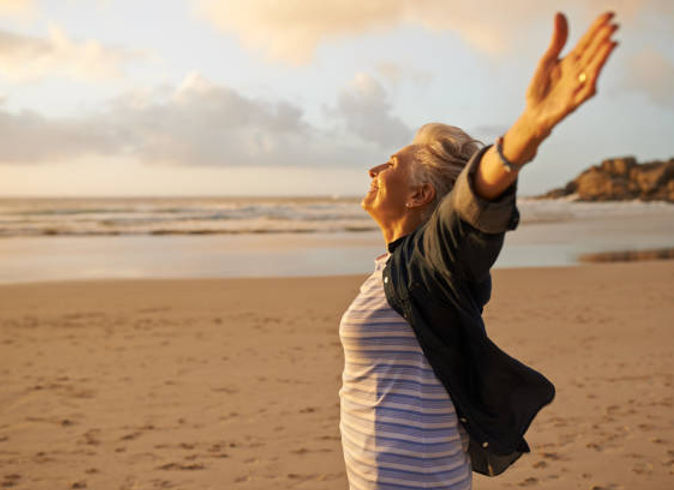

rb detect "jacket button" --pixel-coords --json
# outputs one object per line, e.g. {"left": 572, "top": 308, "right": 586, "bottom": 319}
{"left": 482, "top": 441, "right": 489, "bottom": 448}
{"left": 383, "top": 276, "right": 389, "bottom": 284}
{"left": 459, "top": 417, "right": 467, "bottom": 423}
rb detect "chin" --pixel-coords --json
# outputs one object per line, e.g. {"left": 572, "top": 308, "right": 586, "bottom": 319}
{"left": 361, "top": 191, "right": 374, "bottom": 211}
{"left": 361, "top": 199, "right": 381, "bottom": 223}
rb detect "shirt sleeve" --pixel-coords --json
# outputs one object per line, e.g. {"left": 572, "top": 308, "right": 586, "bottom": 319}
{"left": 450, "top": 144, "right": 520, "bottom": 234}
{"left": 419, "top": 144, "right": 519, "bottom": 282}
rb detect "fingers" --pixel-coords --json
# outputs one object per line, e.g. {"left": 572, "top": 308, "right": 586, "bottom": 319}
{"left": 574, "top": 40, "right": 619, "bottom": 105}
{"left": 579, "top": 21, "right": 619, "bottom": 67}
{"left": 541, "top": 12, "right": 568, "bottom": 63}
{"left": 570, "top": 11, "right": 615, "bottom": 59}
{"left": 573, "top": 12, "right": 620, "bottom": 104}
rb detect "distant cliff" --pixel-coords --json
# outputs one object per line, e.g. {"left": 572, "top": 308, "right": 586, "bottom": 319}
{"left": 537, "top": 156, "right": 674, "bottom": 202}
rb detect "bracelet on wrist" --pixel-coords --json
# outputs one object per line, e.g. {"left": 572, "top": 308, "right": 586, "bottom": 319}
{"left": 495, "top": 136, "right": 526, "bottom": 173}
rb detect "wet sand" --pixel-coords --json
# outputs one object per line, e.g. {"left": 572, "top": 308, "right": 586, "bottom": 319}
{"left": 579, "top": 247, "right": 674, "bottom": 263}
{"left": 1, "top": 261, "right": 672, "bottom": 489}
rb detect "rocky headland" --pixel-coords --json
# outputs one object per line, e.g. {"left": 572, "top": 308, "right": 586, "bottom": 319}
{"left": 537, "top": 156, "right": 674, "bottom": 202}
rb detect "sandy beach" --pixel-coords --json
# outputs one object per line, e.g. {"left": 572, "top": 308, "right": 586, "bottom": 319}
{"left": 1, "top": 261, "right": 672, "bottom": 489}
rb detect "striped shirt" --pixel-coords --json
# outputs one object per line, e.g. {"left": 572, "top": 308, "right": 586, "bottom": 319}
{"left": 339, "top": 253, "right": 472, "bottom": 489}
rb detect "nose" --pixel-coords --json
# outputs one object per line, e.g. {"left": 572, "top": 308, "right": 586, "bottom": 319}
{"left": 368, "top": 163, "right": 387, "bottom": 178}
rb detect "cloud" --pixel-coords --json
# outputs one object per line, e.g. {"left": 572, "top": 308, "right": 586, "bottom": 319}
{"left": 193, "top": 0, "right": 404, "bottom": 65}
{"left": 0, "top": 24, "right": 144, "bottom": 82}
{"left": 0, "top": 72, "right": 388, "bottom": 167}
{"left": 623, "top": 48, "right": 674, "bottom": 108}
{"left": 193, "top": 0, "right": 673, "bottom": 64}
{"left": 375, "top": 61, "right": 432, "bottom": 86}
{"left": 332, "top": 73, "right": 412, "bottom": 149}
{"left": 0, "top": 0, "right": 36, "bottom": 20}
{"left": 111, "top": 72, "right": 314, "bottom": 166}
{"left": 0, "top": 107, "right": 118, "bottom": 162}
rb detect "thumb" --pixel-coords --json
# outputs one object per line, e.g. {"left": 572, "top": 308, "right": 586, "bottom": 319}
{"left": 542, "top": 12, "right": 568, "bottom": 62}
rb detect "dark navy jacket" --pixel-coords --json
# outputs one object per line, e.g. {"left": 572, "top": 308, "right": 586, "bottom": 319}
{"left": 381, "top": 145, "right": 555, "bottom": 476}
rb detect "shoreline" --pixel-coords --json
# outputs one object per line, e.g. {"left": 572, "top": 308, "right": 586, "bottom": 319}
{"left": 1, "top": 262, "right": 673, "bottom": 489}
{"left": 2, "top": 253, "right": 674, "bottom": 287}
{"left": 2, "top": 198, "right": 674, "bottom": 284}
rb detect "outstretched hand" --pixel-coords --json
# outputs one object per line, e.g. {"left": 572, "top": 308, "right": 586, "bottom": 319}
{"left": 525, "top": 12, "right": 619, "bottom": 137}
{"left": 474, "top": 12, "right": 620, "bottom": 200}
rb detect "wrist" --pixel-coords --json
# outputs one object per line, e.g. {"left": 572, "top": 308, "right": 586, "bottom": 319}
{"left": 501, "top": 111, "right": 550, "bottom": 166}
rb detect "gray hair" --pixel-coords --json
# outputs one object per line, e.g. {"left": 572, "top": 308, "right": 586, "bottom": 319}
{"left": 411, "top": 123, "right": 482, "bottom": 216}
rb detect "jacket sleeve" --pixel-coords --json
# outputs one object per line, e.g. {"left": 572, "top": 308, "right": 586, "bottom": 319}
{"left": 420, "top": 144, "right": 520, "bottom": 282}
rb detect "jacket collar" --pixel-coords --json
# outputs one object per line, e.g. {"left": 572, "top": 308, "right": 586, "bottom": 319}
{"left": 387, "top": 235, "right": 407, "bottom": 253}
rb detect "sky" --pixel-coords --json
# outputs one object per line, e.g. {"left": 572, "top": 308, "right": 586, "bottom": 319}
{"left": 0, "top": 0, "right": 672, "bottom": 197}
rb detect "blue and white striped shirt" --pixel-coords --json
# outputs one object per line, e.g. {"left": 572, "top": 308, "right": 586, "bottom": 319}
{"left": 339, "top": 253, "right": 472, "bottom": 489}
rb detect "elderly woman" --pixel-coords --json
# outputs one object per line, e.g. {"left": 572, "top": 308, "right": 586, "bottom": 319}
{"left": 338, "top": 12, "right": 619, "bottom": 489}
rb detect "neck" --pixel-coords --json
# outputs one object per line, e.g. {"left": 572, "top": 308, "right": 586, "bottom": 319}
{"left": 379, "top": 213, "right": 423, "bottom": 245}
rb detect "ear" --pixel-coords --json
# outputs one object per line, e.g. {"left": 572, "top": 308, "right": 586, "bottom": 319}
{"left": 409, "top": 183, "right": 435, "bottom": 208}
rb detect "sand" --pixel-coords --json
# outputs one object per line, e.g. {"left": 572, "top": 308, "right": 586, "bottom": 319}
{"left": 0, "top": 261, "right": 672, "bottom": 489}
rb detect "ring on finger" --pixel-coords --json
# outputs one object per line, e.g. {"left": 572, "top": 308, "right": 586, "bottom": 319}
{"left": 578, "top": 72, "right": 587, "bottom": 83}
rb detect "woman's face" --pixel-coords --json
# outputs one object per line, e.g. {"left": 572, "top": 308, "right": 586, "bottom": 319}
{"left": 361, "top": 145, "right": 418, "bottom": 225}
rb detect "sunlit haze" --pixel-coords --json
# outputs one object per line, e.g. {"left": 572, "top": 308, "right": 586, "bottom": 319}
{"left": 1, "top": 0, "right": 672, "bottom": 197}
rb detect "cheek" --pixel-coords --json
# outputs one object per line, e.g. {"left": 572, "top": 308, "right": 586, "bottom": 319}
{"left": 378, "top": 176, "right": 409, "bottom": 210}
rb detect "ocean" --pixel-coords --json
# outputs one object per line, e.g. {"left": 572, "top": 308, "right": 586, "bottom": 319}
{"left": 1, "top": 196, "right": 673, "bottom": 283}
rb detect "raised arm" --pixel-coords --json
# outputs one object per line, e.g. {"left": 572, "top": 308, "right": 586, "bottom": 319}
{"left": 475, "top": 12, "right": 619, "bottom": 200}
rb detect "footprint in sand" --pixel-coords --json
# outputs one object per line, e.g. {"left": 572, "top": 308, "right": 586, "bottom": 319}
{"left": 286, "top": 473, "right": 320, "bottom": 482}
{"left": 291, "top": 447, "right": 333, "bottom": 455}
{"left": 80, "top": 429, "right": 101, "bottom": 446}
{"left": 316, "top": 435, "right": 340, "bottom": 441}
{"left": 2, "top": 474, "right": 21, "bottom": 488}
{"left": 149, "top": 480, "right": 174, "bottom": 489}
{"left": 518, "top": 477, "right": 538, "bottom": 486}
{"left": 218, "top": 411, "right": 239, "bottom": 421}
{"left": 211, "top": 386, "right": 239, "bottom": 394}
{"left": 586, "top": 442, "right": 603, "bottom": 451}
{"left": 632, "top": 462, "right": 654, "bottom": 474}
{"left": 157, "top": 462, "right": 205, "bottom": 471}
{"left": 206, "top": 443, "right": 229, "bottom": 458}
{"left": 32, "top": 451, "right": 53, "bottom": 463}
{"left": 119, "top": 431, "right": 142, "bottom": 441}
{"left": 541, "top": 451, "right": 564, "bottom": 461}
{"left": 291, "top": 447, "right": 311, "bottom": 455}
